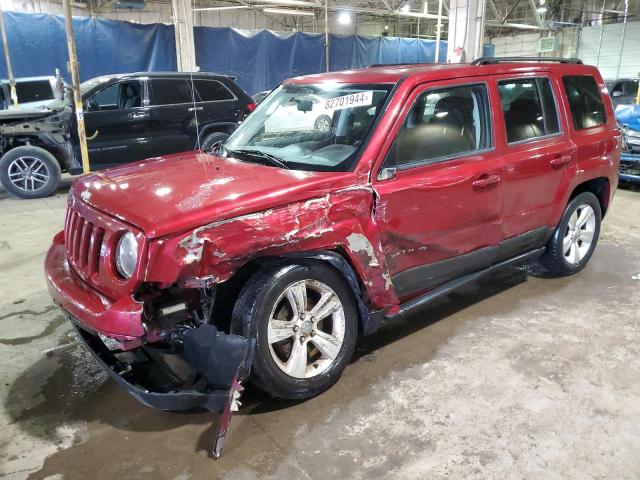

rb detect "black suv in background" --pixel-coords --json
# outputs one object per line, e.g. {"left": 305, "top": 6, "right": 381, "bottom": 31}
{"left": 0, "top": 72, "right": 255, "bottom": 198}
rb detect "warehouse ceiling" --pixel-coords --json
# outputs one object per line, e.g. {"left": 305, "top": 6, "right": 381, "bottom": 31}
{"left": 82, "top": 0, "right": 640, "bottom": 37}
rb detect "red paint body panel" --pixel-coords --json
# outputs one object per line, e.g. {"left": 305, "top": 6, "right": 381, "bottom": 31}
{"left": 45, "top": 62, "right": 621, "bottom": 341}
{"left": 45, "top": 231, "right": 145, "bottom": 345}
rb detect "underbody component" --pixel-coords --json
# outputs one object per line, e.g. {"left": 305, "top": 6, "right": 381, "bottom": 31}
{"left": 72, "top": 321, "right": 254, "bottom": 457}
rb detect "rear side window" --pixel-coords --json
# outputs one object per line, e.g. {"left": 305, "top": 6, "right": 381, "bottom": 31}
{"left": 193, "top": 79, "right": 235, "bottom": 102}
{"left": 16, "top": 81, "right": 53, "bottom": 103}
{"left": 498, "top": 77, "right": 560, "bottom": 143}
{"left": 149, "top": 79, "right": 195, "bottom": 105}
{"left": 390, "top": 84, "right": 492, "bottom": 167}
{"left": 562, "top": 76, "right": 606, "bottom": 130}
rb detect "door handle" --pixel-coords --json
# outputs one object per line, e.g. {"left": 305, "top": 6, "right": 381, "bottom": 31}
{"left": 129, "top": 111, "right": 148, "bottom": 119}
{"left": 188, "top": 106, "right": 204, "bottom": 112}
{"left": 472, "top": 174, "right": 501, "bottom": 188}
{"left": 550, "top": 154, "right": 573, "bottom": 167}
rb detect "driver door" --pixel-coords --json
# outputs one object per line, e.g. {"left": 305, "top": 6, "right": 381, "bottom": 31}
{"left": 83, "top": 79, "right": 152, "bottom": 170}
{"left": 373, "top": 80, "right": 506, "bottom": 300}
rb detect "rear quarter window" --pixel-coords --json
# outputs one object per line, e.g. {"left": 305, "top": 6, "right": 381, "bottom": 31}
{"left": 562, "top": 75, "right": 606, "bottom": 130}
{"left": 194, "top": 79, "right": 235, "bottom": 102}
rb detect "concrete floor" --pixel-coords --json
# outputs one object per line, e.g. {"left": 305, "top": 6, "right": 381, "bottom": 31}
{"left": 0, "top": 180, "right": 639, "bottom": 480}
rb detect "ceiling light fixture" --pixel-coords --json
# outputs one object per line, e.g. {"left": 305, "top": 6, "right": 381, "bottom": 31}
{"left": 337, "top": 11, "right": 351, "bottom": 24}
{"left": 263, "top": 7, "right": 315, "bottom": 16}
{"left": 261, "top": 0, "right": 317, "bottom": 6}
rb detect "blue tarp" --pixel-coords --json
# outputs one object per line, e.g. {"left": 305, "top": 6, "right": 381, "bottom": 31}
{"left": 195, "top": 28, "right": 449, "bottom": 93}
{"left": 0, "top": 11, "right": 176, "bottom": 81}
{"left": 0, "top": 11, "right": 493, "bottom": 95}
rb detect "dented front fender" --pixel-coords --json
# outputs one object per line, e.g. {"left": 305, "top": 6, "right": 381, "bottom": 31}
{"left": 145, "top": 187, "right": 399, "bottom": 312}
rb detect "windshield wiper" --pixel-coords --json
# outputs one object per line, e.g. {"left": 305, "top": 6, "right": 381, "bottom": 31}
{"left": 228, "top": 148, "right": 290, "bottom": 170}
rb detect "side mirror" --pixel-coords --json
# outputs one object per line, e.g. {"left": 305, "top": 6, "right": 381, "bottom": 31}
{"left": 612, "top": 91, "right": 623, "bottom": 98}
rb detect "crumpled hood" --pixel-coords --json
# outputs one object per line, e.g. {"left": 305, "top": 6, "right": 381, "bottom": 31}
{"left": 71, "top": 151, "right": 356, "bottom": 238}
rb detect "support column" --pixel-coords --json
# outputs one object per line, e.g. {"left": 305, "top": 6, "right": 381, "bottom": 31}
{"left": 447, "top": 0, "right": 486, "bottom": 63}
{"left": 171, "top": 0, "right": 196, "bottom": 71}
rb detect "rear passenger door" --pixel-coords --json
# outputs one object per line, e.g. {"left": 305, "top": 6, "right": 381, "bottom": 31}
{"left": 147, "top": 78, "right": 199, "bottom": 157}
{"left": 374, "top": 81, "right": 506, "bottom": 299}
{"left": 495, "top": 74, "right": 576, "bottom": 248}
{"left": 192, "top": 79, "right": 240, "bottom": 129}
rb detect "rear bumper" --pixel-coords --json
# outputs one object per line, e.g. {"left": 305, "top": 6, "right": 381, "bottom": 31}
{"left": 620, "top": 153, "right": 640, "bottom": 183}
{"left": 44, "top": 231, "right": 145, "bottom": 345}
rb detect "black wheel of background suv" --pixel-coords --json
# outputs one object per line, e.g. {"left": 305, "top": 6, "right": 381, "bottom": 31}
{"left": 232, "top": 262, "right": 358, "bottom": 400}
{"left": 201, "top": 132, "right": 229, "bottom": 153}
{"left": 0, "top": 146, "right": 61, "bottom": 199}
{"left": 537, "top": 191, "right": 602, "bottom": 277}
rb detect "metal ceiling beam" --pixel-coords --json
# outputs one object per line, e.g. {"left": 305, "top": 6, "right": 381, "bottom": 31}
{"left": 501, "top": 0, "right": 522, "bottom": 23}
{"left": 527, "top": 0, "right": 544, "bottom": 27}
{"left": 487, "top": 0, "right": 502, "bottom": 22}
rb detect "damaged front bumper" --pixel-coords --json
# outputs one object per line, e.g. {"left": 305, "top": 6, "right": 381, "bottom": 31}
{"left": 45, "top": 232, "right": 254, "bottom": 456}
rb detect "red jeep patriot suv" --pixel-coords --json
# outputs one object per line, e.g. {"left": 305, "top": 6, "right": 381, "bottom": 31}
{"left": 45, "top": 58, "right": 620, "bottom": 451}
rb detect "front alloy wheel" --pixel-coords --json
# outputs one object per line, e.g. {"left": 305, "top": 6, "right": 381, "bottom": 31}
{"left": 267, "top": 279, "right": 346, "bottom": 379}
{"left": 232, "top": 262, "right": 358, "bottom": 400}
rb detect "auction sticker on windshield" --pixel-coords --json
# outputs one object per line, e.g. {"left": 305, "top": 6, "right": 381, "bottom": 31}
{"left": 325, "top": 91, "right": 373, "bottom": 111}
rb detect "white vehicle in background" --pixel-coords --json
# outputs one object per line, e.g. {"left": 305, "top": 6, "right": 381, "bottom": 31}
{"left": 264, "top": 93, "right": 333, "bottom": 135}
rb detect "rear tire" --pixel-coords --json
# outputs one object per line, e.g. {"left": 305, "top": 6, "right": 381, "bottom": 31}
{"left": 537, "top": 192, "right": 602, "bottom": 277}
{"left": 232, "top": 261, "right": 358, "bottom": 400}
{"left": 0, "top": 146, "right": 61, "bottom": 199}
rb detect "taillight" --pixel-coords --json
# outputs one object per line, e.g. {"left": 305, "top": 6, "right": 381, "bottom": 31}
{"left": 246, "top": 102, "right": 257, "bottom": 112}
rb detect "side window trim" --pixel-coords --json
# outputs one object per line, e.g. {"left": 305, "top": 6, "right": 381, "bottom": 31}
{"left": 497, "top": 75, "right": 563, "bottom": 146}
{"left": 383, "top": 81, "right": 494, "bottom": 172}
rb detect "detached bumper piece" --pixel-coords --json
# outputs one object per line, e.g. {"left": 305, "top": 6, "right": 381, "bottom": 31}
{"left": 72, "top": 321, "right": 253, "bottom": 458}
{"left": 620, "top": 153, "right": 640, "bottom": 183}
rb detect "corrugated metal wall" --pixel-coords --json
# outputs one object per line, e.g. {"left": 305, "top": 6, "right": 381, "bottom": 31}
{"left": 580, "top": 22, "right": 640, "bottom": 80}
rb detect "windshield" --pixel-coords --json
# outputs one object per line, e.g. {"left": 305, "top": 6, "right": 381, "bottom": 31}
{"left": 224, "top": 83, "right": 392, "bottom": 172}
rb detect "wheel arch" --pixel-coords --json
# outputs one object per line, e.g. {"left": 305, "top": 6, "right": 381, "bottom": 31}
{"left": 197, "top": 122, "right": 238, "bottom": 144}
{"left": 569, "top": 176, "right": 610, "bottom": 217}
{"left": 216, "top": 249, "right": 383, "bottom": 339}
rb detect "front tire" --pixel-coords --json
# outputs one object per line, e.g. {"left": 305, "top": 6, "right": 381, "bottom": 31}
{"left": 537, "top": 191, "right": 602, "bottom": 277}
{"left": 0, "top": 146, "right": 61, "bottom": 199}
{"left": 232, "top": 262, "right": 358, "bottom": 400}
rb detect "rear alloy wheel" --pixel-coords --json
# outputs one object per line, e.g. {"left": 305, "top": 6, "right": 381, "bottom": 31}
{"left": 232, "top": 262, "right": 358, "bottom": 400}
{"left": 562, "top": 204, "right": 597, "bottom": 265}
{"left": 0, "top": 146, "right": 61, "bottom": 199}
{"left": 537, "top": 191, "right": 602, "bottom": 277}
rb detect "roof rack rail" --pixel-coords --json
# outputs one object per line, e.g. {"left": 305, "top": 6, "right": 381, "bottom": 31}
{"left": 471, "top": 57, "right": 583, "bottom": 65}
{"left": 366, "top": 62, "right": 434, "bottom": 68}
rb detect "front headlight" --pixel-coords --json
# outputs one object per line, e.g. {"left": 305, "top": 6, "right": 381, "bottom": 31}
{"left": 115, "top": 231, "right": 138, "bottom": 279}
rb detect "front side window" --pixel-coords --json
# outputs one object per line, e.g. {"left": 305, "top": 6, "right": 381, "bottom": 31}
{"left": 86, "top": 81, "right": 142, "bottom": 111}
{"left": 388, "top": 84, "right": 492, "bottom": 168}
{"left": 498, "top": 77, "right": 560, "bottom": 143}
{"left": 563, "top": 75, "right": 606, "bottom": 130}
{"left": 149, "top": 79, "right": 195, "bottom": 106}
{"left": 224, "top": 83, "right": 392, "bottom": 172}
